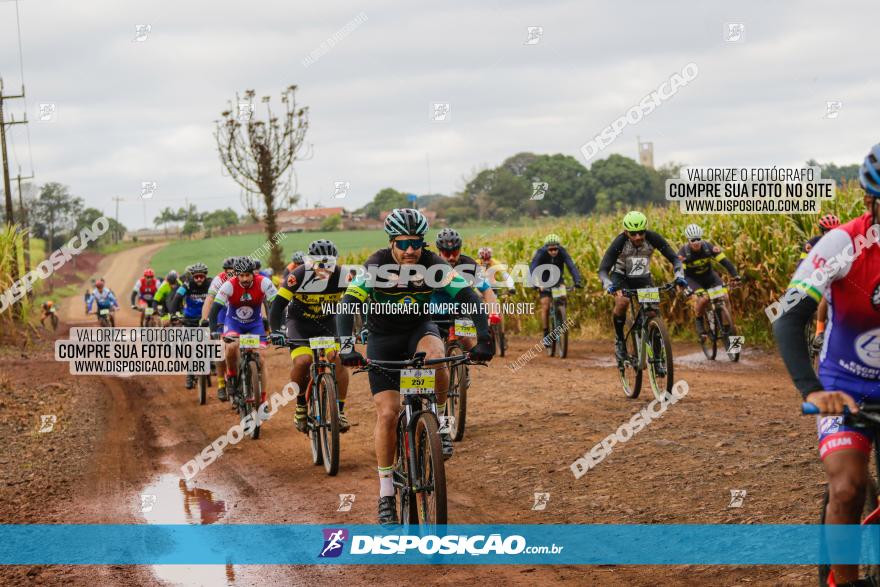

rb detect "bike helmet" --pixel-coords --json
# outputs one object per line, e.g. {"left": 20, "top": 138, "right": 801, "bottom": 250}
{"left": 684, "top": 224, "right": 703, "bottom": 240}
{"left": 860, "top": 143, "right": 880, "bottom": 197}
{"left": 233, "top": 257, "right": 256, "bottom": 274}
{"left": 165, "top": 270, "right": 179, "bottom": 284}
{"left": 189, "top": 262, "right": 209, "bottom": 275}
{"left": 291, "top": 250, "right": 305, "bottom": 264}
{"left": 384, "top": 208, "right": 428, "bottom": 238}
{"left": 309, "top": 239, "right": 338, "bottom": 257}
{"left": 222, "top": 257, "right": 236, "bottom": 270}
{"left": 95, "top": 278, "right": 105, "bottom": 287}
{"left": 543, "top": 234, "right": 561, "bottom": 246}
{"left": 622, "top": 211, "right": 647, "bottom": 232}
{"left": 478, "top": 246, "right": 492, "bottom": 260}
{"left": 818, "top": 214, "right": 840, "bottom": 231}
{"left": 436, "top": 228, "right": 462, "bottom": 251}
{"left": 254, "top": 259, "right": 262, "bottom": 270}
{"left": 143, "top": 268, "right": 155, "bottom": 278}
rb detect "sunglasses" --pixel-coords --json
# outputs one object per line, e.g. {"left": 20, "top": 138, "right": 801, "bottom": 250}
{"left": 628, "top": 230, "right": 646, "bottom": 236}
{"left": 193, "top": 274, "right": 207, "bottom": 280}
{"left": 439, "top": 248, "right": 460, "bottom": 256}
{"left": 689, "top": 238, "right": 701, "bottom": 243}
{"left": 393, "top": 238, "right": 426, "bottom": 251}
{"left": 547, "top": 247, "right": 559, "bottom": 252}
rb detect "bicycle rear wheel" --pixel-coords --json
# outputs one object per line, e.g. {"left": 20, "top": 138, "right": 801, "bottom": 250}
{"left": 50, "top": 313, "right": 59, "bottom": 331}
{"left": 317, "top": 373, "right": 340, "bottom": 476}
{"left": 245, "top": 358, "right": 262, "bottom": 440}
{"left": 445, "top": 342, "right": 467, "bottom": 441}
{"left": 308, "top": 382, "right": 323, "bottom": 466}
{"left": 646, "top": 317, "right": 674, "bottom": 401}
{"left": 198, "top": 374, "right": 207, "bottom": 405}
{"left": 818, "top": 479, "right": 880, "bottom": 586}
{"left": 546, "top": 307, "right": 557, "bottom": 357}
{"left": 411, "top": 411, "right": 447, "bottom": 527}
{"left": 619, "top": 325, "right": 642, "bottom": 399}
{"left": 700, "top": 308, "right": 718, "bottom": 360}
{"left": 556, "top": 303, "right": 568, "bottom": 359}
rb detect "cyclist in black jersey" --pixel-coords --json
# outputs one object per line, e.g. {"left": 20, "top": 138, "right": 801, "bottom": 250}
{"left": 335, "top": 208, "right": 494, "bottom": 525}
{"left": 269, "top": 239, "right": 351, "bottom": 432}
{"left": 678, "top": 223, "right": 741, "bottom": 339}
{"left": 598, "top": 211, "right": 686, "bottom": 362}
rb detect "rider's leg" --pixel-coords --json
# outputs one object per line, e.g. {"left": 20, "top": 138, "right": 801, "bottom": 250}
{"left": 373, "top": 389, "right": 400, "bottom": 497}
{"left": 417, "top": 333, "right": 448, "bottom": 406}
{"left": 612, "top": 294, "right": 628, "bottom": 339}
{"left": 817, "top": 298, "right": 829, "bottom": 335}
{"left": 331, "top": 351, "right": 350, "bottom": 403}
{"left": 225, "top": 340, "right": 240, "bottom": 380}
{"left": 824, "top": 449, "right": 870, "bottom": 583}
{"left": 539, "top": 295, "right": 551, "bottom": 334}
{"left": 694, "top": 294, "right": 710, "bottom": 333}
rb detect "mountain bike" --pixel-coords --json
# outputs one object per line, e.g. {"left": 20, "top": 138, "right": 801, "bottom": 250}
{"left": 43, "top": 307, "right": 59, "bottom": 331}
{"left": 135, "top": 304, "right": 161, "bottom": 327}
{"left": 275, "top": 335, "right": 350, "bottom": 476}
{"left": 545, "top": 283, "right": 569, "bottom": 359}
{"left": 353, "top": 351, "right": 473, "bottom": 527}
{"left": 93, "top": 307, "right": 114, "bottom": 327}
{"left": 489, "top": 290, "right": 508, "bottom": 358}
{"left": 617, "top": 282, "right": 677, "bottom": 401}
{"left": 808, "top": 315, "right": 823, "bottom": 375}
{"left": 224, "top": 333, "right": 266, "bottom": 440}
{"left": 433, "top": 316, "right": 473, "bottom": 442}
{"left": 803, "top": 402, "right": 880, "bottom": 586}
{"left": 178, "top": 317, "right": 211, "bottom": 405}
{"left": 691, "top": 280, "right": 741, "bottom": 362}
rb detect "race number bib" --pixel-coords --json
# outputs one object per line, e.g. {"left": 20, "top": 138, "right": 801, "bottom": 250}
{"left": 309, "top": 336, "right": 336, "bottom": 350}
{"left": 99, "top": 308, "right": 110, "bottom": 316}
{"left": 240, "top": 334, "right": 261, "bottom": 349}
{"left": 142, "top": 294, "right": 154, "bottom": 301}
{"left": 707, "top": 285, "right": 727, "bottom": 300}
{"left": 637, "top": 287, "right": 660, "bottom": 304}
{"left": 454, "top": 318, "right": 477, "bottom": 338}
{"left": 144, "top": 307, "right": 154, "bottom": 316}
{"left": 628, "top": 257, "right": 648, "bottom": 276}
{"left": 551, "top": 285, "right": 567, "bottom": 299}
{"left": 400, "top": 369, "right": 436, "bottom": 395}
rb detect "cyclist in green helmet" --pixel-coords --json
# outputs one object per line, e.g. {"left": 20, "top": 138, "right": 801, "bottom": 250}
{"left": 529, "top": 233, "right": 583, "bottom": 347}
{"left": 598, "top": 211, "right": 686, "bottom": 362}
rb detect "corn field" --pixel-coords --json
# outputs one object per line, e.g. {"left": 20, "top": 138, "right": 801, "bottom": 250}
{"left": 342, "top": 184, "right": 866, "bottom": 345}
{"left": 0, "top": 225, "right": 32, "bottom": 327}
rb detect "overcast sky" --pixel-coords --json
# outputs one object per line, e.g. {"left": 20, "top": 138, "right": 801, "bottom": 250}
{"left": 0, "top": 0, "right": 877, "bottom": 229}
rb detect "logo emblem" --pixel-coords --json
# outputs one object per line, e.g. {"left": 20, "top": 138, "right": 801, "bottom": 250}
{"left": 872, "top": 283, "right": 880, "bottom": 312}
{"left": 235, "top": 306, "right": 255, "bottom": 321}
{"left": 855, "top": 328, "right": 880, "bottom": 368}
{"left": 819, "top": 416, "right": 842, "bottom": 436}
{"left": 319, "top": 528, "right": 348, "bottom": 558}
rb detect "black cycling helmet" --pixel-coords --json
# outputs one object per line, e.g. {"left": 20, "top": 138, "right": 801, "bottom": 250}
{"left": 189, "top": 262, "right": 209, "bottom": 276}
{"left": 222, "top": 257, "right": 236, "bottom": 270}
{"left": 309, "top": 239, "right": 338, "bottom": 257}
{"left": 435, "top": 228, "right": 462, "bottom": 251}
{"left": 254, "top": 259, "right": 262, "bottom": 270}
{"left": 384, "top": 208, "right": 428, "bottom": 238}
{"left": 291, "top": 250, "right": 305, "bottom": 264}
{"left": 233, "top": 257, "right": 256, "bottom": 275}
{"left": 165, "top": 270, "right": 179, "bottom": 284}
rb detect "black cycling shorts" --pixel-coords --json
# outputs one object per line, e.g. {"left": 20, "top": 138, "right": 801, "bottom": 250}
{"left": 286, "top": 318, "right": 338, "bottom": 353}
{"left": 366, "top": 320, "right": 441, "bottom": 394}
{"left": 611, "top": 272, "right": 654, "bottom": 291}
{"left": 685, "top": 271, "right": 722, "bottom": 294}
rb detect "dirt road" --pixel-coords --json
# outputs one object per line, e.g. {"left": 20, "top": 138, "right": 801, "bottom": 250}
{"left": 3, "top": 244, "right": 824, "bottom": 586}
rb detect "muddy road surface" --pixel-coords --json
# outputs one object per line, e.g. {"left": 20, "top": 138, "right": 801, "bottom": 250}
{"left": 1, "top": 244, "right": 822, "bottom": 586}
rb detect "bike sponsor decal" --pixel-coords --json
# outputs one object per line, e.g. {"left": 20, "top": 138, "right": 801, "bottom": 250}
{"left": 818, "top": 416, "right": 842, "bottom": 436}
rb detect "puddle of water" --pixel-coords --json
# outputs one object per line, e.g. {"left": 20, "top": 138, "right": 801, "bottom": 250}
{"left": 140, "top": 474, "right": 235, "bottom": 586}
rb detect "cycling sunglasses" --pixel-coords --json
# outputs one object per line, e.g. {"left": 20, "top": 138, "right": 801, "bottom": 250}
{"left": 689, "top": 238, "right": 701, "bottom": 243}
{"left": 438, "top": 247, "right": 460, "bottom": 256}
{"left": 627, "top": 230, "right": 646, "bottom": 236}
{"left": 192, "top": 274, "right": 207, "bottom": 280}
{"left": 546, "top": 246, "right": 559, "bottom": 252}
{"left": 393, "top": 238, "right": 426, "bottom": 251}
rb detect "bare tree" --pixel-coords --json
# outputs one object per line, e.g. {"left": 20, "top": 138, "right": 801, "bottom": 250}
{"left": 215, "top": 86, "right": 309, "bottom": 271}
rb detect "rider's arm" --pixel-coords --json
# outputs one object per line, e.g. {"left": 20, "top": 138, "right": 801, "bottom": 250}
{"left": 773, "top": 296, "right": 823, "bottom": 398}
{"left": 129, "top": 290, "right": 137, "bottom": 306}
{"left": 597, "top": 233, "right": 627, "bottom": 289}
{"left": 86, "top": 292, "right": 94, "bottom": 313}
{"left": 434, "top": 256, "right": 490, "bottom": 338}
{"left": 709, "top": 242, "right": 739, "bottom": 277}
{"left": 268, "top": 289, "right": 291, "bottom": 332}
{"left": 528, "top": 249, "right": 545, "bottom": 288}
{"left": 166, "top": 285, "right": 185, "bottom": 315}
{"left": 209, "top": 281, "right": 233, "bottom": 331}
{"left": 559, "top": 246, "right": 582, "bottom": 286}
{"left": 646, "top": 231, "right": 684, "bottom": 276}
{"left": 335, "top": 270, "right": 372, "bottom": 337}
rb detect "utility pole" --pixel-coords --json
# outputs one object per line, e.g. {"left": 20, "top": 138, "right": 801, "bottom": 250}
{"left": 0, "top": 76, "right": 28, "bottom": 318}
{"left": 15, "top": 166, "right": 34, "bottom": 276}
{"left": 112, "top": 196, "right": 123, "bottom": 244}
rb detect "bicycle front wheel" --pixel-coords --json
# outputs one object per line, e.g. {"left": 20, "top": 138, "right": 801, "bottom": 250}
{"left": 317, "top": 373, "right": 340, "bottom": 476}
{"left": 445, "top": 341, "right": 467, "bottom": 441}
{"left": 818, "top": 479, "right": 880, "bottom": 586}
{"left": 556, "top": 303, "right": 568, "bottom": 359}
{"left": 700, "top": 308, "right": 718, "bottom": 360}
{"left": 546, "top": 306, "right": 557, "bottom": 357}
{"left": 619, "top": 324, "right": 642, "bottom": 399}
{"left": 246, "top": 359, "right": 262, "bottom": 440}
{"left": 411, "top": 411, "right": 447, "bottom": 527}
{"left": 646, "top": 317, "right": 674, "bottom": 401}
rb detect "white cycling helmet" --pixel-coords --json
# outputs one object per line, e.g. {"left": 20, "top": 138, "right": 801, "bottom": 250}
{"left": 685, "top": 224, "right": 703, "bottom": 240}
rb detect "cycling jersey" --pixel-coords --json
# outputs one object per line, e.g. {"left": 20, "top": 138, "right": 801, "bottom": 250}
{"left": 86, "top": 288, "right": 118, "bottom": 312}
{"left": 172, "top": 278, "right": 210, "bottom": 320}
{"left": 208, "top": 271, "right": 230, "bottom": 297}
{"left": 480, "top": 258, "right": 514, "bottom": 289}
{"left": 214, "top": 275, "right": 277, "bottom": 325}
{"left": 153, "top": 281, "right": 176, "bottom": 309}
{"left": 598, "top": 231, "right": 683, "bottom": 289}
{"left": 270, "top": 265, "right": 347, "bottom": 326}
{"left": 777, "top": 212, "right": 880, "bottom": 458}
{"left": 529, "top": 245, "right": 582, "bottom": 289}
{"left": 677, "top": 241, "right": 738, "bottom": 278}
{"left": 431, "top": 254, "right": 491, "bottom": 315}
{"left": 132, "top": 277, "right": 160, "bottom": 303}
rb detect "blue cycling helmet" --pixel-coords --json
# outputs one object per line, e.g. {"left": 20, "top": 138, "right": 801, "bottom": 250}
{"left": 859, "top": 143, "right": 880, "bottom": 197}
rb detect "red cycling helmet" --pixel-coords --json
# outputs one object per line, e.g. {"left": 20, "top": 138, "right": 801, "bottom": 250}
{"left": 478, "top": 246, "right": 492, "bottom": 260}
{"left": 143, "top": 268, "right": 155, "bottom": 278}
{"left": 818, "top": 214, "right": 841, "bottom": 232}
{"left": 95, "top": 278, "right": 105, "bottom": 287}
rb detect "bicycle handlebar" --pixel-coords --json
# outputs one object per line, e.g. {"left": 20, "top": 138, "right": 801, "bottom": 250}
{"left": 802, "top": 401, "right": 880, "bottom": 426}
{"left": 620, "top": 282, "right": 678, "bottom": 297}
{"left": 354, "top": 351, "right": 473, "bottom": 374}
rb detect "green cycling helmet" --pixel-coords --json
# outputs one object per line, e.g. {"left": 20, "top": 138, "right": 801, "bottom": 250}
{"left": 622, "top": 211, "right": 647, "bottom": 232}
{"left": 543, "top": 234, "right": 561, "bottom": 246}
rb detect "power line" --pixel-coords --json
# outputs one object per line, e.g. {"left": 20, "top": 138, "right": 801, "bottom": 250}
{"left": 9, "top": 0, "right": 34, "bottom": 176}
